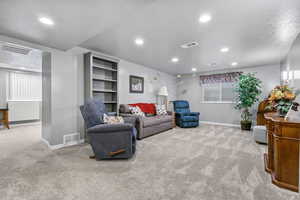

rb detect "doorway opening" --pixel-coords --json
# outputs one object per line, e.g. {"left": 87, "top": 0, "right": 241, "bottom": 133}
{"left": 0, "top": 41, "right": 43, "bottom": 150}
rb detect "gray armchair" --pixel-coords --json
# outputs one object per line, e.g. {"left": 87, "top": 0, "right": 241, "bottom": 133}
{"left": 80, "top": 99, "right": 136, "bottom": 160}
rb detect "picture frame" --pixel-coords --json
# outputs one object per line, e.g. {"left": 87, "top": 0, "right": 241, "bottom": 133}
{"left": 129, "top": 75, "right": 144, "bottom": 93}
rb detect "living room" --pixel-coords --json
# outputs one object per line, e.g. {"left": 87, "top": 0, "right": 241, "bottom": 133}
{"left": 0, "top": 0, "right": 300, "bottom": 199}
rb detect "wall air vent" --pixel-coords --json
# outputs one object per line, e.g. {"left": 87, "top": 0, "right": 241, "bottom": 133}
{"left": 181, "top": 42, "right": 199, "bottom": 49}
{"left": 2, "top": 43, "right": 32, "bottom": 55}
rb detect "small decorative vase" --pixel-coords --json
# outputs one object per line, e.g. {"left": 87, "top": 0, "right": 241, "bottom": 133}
{"left": 277, "top": 109, "right": 288, "bottom": 117}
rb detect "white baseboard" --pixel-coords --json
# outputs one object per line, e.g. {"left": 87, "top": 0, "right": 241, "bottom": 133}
{"left": 200, "top": 120, "right": 240, "bottom": 128}
{"left": 41, "top": 137, "right": 85, "bottom": 150}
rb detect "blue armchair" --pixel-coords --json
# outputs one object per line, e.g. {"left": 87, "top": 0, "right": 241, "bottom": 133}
{"left": 80, "top": 99, "right": 136, "bottom": 160}
{"left": 173, "top": 100, "right": 200, "bottom": 128}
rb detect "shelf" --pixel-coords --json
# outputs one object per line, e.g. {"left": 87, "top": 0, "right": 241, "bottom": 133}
{"left": 93, "top": 77, "right": 117, "bottom": 82}
{"left": 93, "top": 64, "right": 117, "bottom": 72}
{"left": 85, "top": 52, "right": 119, "bottom": 116}
{"left": 93, "top": 89, "right": 117, "bottom": 93}
{"left": 103, "top": 101, "right": 117, "bottom": 104}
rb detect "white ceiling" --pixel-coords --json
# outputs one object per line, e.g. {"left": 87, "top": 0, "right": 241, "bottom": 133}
{"left": 0, "top": 0, "right": 300, "bottom": 74}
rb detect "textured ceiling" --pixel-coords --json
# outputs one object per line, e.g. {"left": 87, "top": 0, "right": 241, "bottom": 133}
{"left": 0, "top": 0, "right": 300, "bottom": 74}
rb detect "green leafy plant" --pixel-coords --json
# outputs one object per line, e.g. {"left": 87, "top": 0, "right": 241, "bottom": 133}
{"left": 235, "top": 73, "right": 262, "bottom": 122}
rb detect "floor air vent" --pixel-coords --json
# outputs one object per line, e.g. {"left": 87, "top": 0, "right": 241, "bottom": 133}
{"left": 63, "top": 133, "right": 80, "bottom": 145}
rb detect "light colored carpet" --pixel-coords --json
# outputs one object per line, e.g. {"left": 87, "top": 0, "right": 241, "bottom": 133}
{"left": 0, "top": 124, "right": 299, "bottom": 200}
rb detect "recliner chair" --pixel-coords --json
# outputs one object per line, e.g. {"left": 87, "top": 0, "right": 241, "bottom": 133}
{"left": 80, "top": 99, "right": 137, "bottom": 160}
{"left": 173, "top": 100, "right": 200, "bottom": 128}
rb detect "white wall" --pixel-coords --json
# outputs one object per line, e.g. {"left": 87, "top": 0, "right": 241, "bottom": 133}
{"left": 118, "top": 60, "right": 176, "bottom": 104}
{"left": 177, "top": 64, "right": 281, "bottom": 125}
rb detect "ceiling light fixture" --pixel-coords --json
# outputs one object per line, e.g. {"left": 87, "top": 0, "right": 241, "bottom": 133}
{"left": 177, "top": 75, "right": 181, "bottom": 78}
{"left": 192, "top": 68, "right": 197, "bottom": 72}
{"left": 39, "top": 17, "right": 54, "bottom": 25}
{"left": 231, "top": 62, "right": 238, "bottom": 66}
{"left": 171, "top": 57, "right": 179, "bottom": 63}
{"left": 135, "top": 38, "right": 144, "bottom": 46}
{"left": 220, "top": 47, "right": 229, "bottom": 53}
{"left": 199, "top": 14, "right": 212, "bottom": 23}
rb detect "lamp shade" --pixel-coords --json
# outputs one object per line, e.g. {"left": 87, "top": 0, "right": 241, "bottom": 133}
{"left": 158, "top": 86, "right": 168, "bottom": 96}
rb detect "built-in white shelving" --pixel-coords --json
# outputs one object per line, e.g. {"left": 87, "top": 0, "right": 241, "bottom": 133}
{"left": 84, "top": 52, "right": 119, "bottom": 113}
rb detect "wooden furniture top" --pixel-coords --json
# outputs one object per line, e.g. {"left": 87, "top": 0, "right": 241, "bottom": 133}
{"left": 264, "top": 112, "right": 300, "bottom": 126}
{"left": 0, "top": 108, "right": 8, "bottom": 111}
{"left": 256, "top": 100, "right": 274, "bottom": 125}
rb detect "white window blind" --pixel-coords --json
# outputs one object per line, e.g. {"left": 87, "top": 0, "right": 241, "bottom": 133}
{"left": 203, "top": 83, "right": 220, "bottom": 102}
{"left": 202, "top": 82, "right": 235, "bottom": 103}
{"left": 9, "top": 72, "right": 42, "bottom": 101}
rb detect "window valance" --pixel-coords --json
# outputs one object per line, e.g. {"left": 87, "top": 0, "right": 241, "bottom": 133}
{"left": 199, "top": 72, "right": 242, "bottom": 84}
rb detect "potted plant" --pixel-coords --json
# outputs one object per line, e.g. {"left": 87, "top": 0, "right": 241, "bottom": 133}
{"left": 266, "top": 85, "right": 300, "bottom": 117}
{"left": 235, "top": 73, "right": 262, "bottom": 130}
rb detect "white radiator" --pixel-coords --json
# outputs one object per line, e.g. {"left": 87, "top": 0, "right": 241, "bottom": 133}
{"left": 8, "top": 101, "right": 41, "bottom": 122}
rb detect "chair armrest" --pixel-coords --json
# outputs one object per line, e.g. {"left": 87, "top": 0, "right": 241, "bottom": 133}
{"left": 123, "top": 116, "right": 137, "bottom": 126}
{"left": 119, "top": 113, "right": 144, "bottom": 138}
{"left": 189, "top": 112, "right": 200, "bottom": 116}
{"left": 176, "top": 112, "right": 200, "bottom": 117}
{"left": 167, "top": 111, "right": 173, "bottom": 115}
{"left": 87, "top": 123, "right": 133, "bottom": 134}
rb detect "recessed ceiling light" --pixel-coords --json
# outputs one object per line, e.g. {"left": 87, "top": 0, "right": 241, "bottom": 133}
{"left": 199, "top": 14, "right": 212, "bottom": 23}
{"left": 135, "top": 38, "right": 144, "bottom": 46}
{"left": 177, "top": 74, "right": 181, "bottom": 78}
{"left": 171, "top": 57, "right": 179, "bottom": 63}
{"left": 220, "top": 47, "right": 229, "bottom": 53}
{"left": 192, "top": 68, "right": 197, "bottom": 72}
{"left": 39, "top": 17, "right": 54, "bottom": 25}
{"left": 231, "top": 62, "right": 238, "bottom": 66}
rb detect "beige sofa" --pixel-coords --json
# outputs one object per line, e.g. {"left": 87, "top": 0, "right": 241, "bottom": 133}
{"left": 119, "top": 104, "right": 173, "bottom": 139}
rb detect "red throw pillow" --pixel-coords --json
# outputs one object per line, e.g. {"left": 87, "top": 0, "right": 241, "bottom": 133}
{"left": 146, "top": 103, "right": 156, "bottom": 115}
{"left": 129, "top": 103, "right": 156, "bottom": 115}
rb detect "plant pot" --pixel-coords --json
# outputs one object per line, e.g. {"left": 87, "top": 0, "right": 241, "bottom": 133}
{"left": 240, "top": 121, "right": 252, "bottom": 131}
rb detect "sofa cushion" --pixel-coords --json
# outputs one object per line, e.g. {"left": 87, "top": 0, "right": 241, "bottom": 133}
{"left": 181, "top": 116, "right": 199, "bottom": 122}
{"left": 143, "top": 115, "right": 173, "bottom": 128}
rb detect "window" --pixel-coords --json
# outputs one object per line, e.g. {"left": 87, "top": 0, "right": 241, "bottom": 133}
{"left": 202, "top": 82, "right": 235, "bottom": 103}
{"left": 9, "top": 72, "right": 42, "bottom": 101}
{"left": 282, "top": 70, "right": 300, "bottom": 81}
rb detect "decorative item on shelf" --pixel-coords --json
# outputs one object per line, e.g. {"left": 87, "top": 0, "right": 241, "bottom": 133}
{"left": 234, "top": 73, "right": 262, "bottom": 130}
{"left": 129, "top": 75, "right": 144, "bottom": 93}
{"left": 266, "top": 85, "right": 300, "bottom": 117}
{"left": 157, "top": 86, "right": 168, "bottom": 110}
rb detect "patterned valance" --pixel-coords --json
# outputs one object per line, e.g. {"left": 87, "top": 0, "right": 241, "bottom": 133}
{"left": 199, "top": 72, "right": 242, "bottom": 84}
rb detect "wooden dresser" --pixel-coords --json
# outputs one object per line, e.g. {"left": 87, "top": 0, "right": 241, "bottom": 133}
{"left": 264, "top": 113, "right": 300, "bottom": 192}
